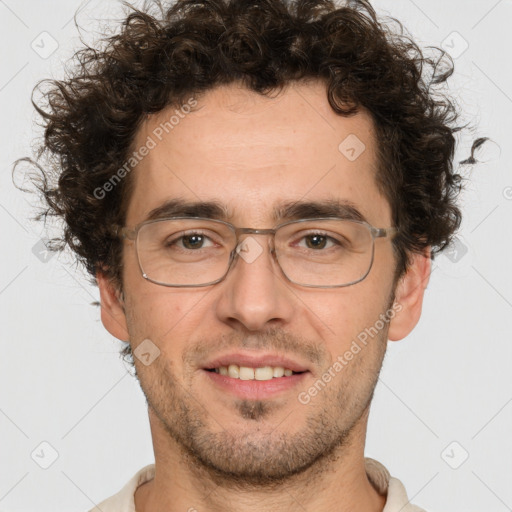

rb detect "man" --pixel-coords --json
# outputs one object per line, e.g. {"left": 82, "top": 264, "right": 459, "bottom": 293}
{"left": 23, "top": 0, "right": 475, "bottom": 510}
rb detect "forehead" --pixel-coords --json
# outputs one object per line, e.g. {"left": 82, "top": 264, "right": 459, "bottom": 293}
{"left": 126, "top": 80, "right": 390, "bottom": 227}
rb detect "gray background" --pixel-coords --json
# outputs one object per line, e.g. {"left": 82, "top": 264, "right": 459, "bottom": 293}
{"left": 1, "top": 0, "right": 511, "bottom": 510}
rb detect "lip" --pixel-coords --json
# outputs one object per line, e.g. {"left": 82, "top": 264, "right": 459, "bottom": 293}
{"left": 202, "top": 352, "right": 311, "bottom": 373}
{"left": 203, "top": 369, "right": 309, "bottom": 400}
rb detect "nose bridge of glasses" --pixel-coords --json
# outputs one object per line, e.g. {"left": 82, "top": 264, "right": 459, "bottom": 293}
{"left": 234, "top": 227, "right": 276, "bottom": 249}
{"left": 231, "top": 227, "right": 279, "bottom": 267}
{"left": 234, "top": 227, "right": 277, "bottom": 236}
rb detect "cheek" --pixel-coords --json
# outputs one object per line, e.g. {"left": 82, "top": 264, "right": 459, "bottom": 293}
{"left": 311, "top": 278, "right": 393, "bottom": 355}
{"left": 124, "top": 295, "right": 190, "bottom": 384}
{"left": 125, "top": 284, "right": 211, "bottom": 353}
{"left": 123, "top": 249, "right": 187, "bottom": 332}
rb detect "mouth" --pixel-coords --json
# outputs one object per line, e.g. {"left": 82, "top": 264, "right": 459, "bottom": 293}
{"left": 201, "top": 353, "right": 311, "bottom": 400}
{"left": 205, "top": 364, "right": 304, "bottom": 381}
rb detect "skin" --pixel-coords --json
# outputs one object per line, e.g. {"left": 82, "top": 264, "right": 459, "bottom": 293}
{"left": 97, "top": 80, "right": 431, "bottom": 512}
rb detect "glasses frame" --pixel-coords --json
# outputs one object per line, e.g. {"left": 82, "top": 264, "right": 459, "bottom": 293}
{"left": 114, "top": 216, "right": 399, "bottom": 288}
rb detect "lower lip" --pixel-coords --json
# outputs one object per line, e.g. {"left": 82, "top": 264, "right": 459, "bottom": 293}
{"left": 203, "top": 370, "right": 308, "bottom": 400}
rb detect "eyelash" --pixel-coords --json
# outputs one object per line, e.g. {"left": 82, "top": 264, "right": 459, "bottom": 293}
{"left": 165, "top": 231, "right": 344, "bottom": 251}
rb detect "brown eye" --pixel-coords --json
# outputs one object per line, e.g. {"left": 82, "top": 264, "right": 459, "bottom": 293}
{"left": 181, "top": 234, "right": 206, "bottom": 249}
{"left": 304, "top": 234, "right": 328, "bottom": 249}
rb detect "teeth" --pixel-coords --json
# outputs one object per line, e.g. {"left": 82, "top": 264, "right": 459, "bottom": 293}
{"left": 213, "top": 365, "right": 299, "bottom": 381}
{"left": 255, "top": 366, "right": 273, "bottom": 380}
{"left": 228, "top": 364, "right": 240, "bottom": 378}
{"left": 272, "top": 366, "right": 284, "bottom": 378}
{"left": 239, "top": 366, "right": 255, "bottom": 380}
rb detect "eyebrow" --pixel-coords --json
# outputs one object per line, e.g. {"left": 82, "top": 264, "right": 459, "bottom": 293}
{"left": 142, "top": 197, "right": 367, "bottom": 225}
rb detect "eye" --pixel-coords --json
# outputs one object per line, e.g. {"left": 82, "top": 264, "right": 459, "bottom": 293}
{"left": 302, "top": 234, "right": 331, "bottom": 250}
{"left": 166, "top": 231, "right": 217, "bottom": 250}
{"left": 295, "top": 232, "right": 342, "bottom": 250}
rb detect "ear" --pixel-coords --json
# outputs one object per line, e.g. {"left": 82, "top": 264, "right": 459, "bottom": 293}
{"left": 388, "top": 248, "right": 431, "bottom": 341}
{"left": 96, "top": 269, "right": 130, "bottom": 341}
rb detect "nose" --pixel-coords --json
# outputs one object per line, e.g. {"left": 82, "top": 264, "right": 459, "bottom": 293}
{"left": 214, "top": 235, "right": 295, "bottom": 332}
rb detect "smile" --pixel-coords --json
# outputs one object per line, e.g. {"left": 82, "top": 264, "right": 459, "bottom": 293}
{"left": 208, "top": 365, "right": 301, "bottom": 381}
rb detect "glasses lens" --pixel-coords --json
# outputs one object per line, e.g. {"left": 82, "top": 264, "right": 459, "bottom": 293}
{"left": 134, "top": 218, "right": 374, "bottom": 287}
{"left": 275, "top": 219, "right": 373, "bottom": 287}
{"left": 136, "top": 219, "right": 235, "bottom": 286}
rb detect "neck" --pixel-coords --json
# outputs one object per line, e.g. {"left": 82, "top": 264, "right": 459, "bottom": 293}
{"left": 135, "top": 408, "right": 386, "bottom": 512}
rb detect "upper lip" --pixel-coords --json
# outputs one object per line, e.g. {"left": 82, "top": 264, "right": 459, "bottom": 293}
{"left": 202, "top": 352, "right": 311, "bottom": 373}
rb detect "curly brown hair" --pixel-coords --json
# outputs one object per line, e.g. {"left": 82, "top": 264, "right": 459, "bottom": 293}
{"left": 16, "top": 0, "right": 482, "bottom": 297}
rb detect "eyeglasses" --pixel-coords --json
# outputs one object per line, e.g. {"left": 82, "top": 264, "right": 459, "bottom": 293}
{"left": 114, "top": 217, "right": 398, "bottom": 288}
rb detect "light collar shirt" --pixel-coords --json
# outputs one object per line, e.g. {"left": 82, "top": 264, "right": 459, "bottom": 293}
{"left": 88, "top": 458, "right": 427, "bottom": 511}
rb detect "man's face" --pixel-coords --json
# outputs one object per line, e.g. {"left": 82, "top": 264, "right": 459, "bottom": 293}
{"left": 110, "top": 81, "right": 401, "bottom": 483}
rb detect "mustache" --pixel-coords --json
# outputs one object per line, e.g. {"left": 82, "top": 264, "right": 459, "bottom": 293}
{"left": 182, "top": 327, "right": 328, "bottom": 367}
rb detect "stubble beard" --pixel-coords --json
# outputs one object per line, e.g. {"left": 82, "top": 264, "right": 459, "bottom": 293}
{"left": 133, "top": 325, "right": 388, "bottom": 489}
